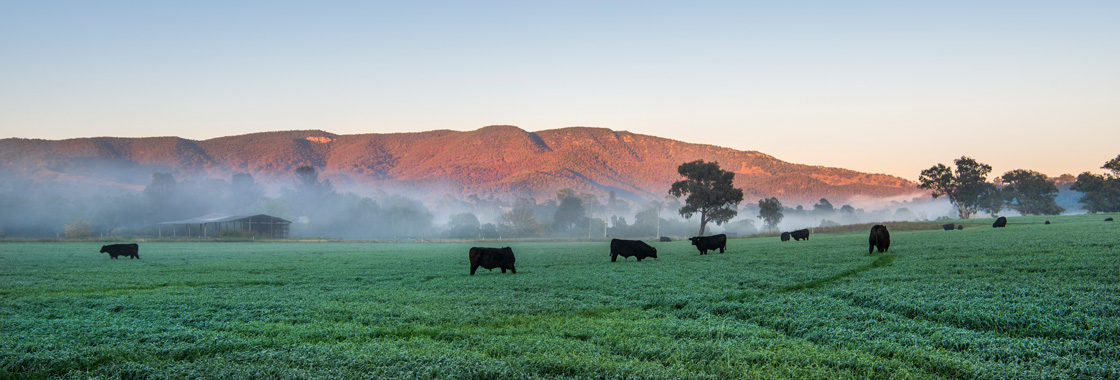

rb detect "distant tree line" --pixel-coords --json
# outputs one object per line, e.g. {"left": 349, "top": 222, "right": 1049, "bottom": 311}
{"left": 917, "top": 155, "right": 1120, "bottom": 218}
{"left": 1071, "top": 155, "right": 1120, "bottom": 213}
{"left": 3, "top": 154, "right": 1115, "bottom": 239}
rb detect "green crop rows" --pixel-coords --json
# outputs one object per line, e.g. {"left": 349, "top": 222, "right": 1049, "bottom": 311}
{"left": 2, "top": 214, "right": 1118, "bottom": 379}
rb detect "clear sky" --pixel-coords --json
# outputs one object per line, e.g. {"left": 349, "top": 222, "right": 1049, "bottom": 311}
{"left": 2, "top": 1, "right": 1117, "bottom": 181}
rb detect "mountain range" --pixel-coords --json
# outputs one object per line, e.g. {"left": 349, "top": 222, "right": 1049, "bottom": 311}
{"left": 0, "top": 125, "right": 922, "bottom": 205}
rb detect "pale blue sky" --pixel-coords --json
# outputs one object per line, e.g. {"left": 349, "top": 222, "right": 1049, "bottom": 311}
{"left": 2, "top": 1, "right": 1117, "bottom": 180}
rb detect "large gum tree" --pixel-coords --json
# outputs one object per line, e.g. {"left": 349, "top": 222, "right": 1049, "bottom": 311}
{"left": 669, "top": 160, "right": 744, "bottom": 236}
{"left": 919, "top": 156, "right": 999, "bottom": 219}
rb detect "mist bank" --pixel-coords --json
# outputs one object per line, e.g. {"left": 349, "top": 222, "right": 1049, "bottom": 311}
{"left": 0, "top": 163, "right": 1087, "bottom": 240}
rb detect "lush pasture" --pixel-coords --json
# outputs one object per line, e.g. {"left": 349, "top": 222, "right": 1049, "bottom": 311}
{"left": 1, "top": 215, "right": 1118, "bottom": 379}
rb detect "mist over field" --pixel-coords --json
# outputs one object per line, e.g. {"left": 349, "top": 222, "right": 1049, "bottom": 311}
{"left": 0, "top": 161, "right": 1062, "bottom": 240}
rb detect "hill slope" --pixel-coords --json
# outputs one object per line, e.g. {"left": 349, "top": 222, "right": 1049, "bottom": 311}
{"left": 0, "top": 126, "right": 921, "bottom": 204}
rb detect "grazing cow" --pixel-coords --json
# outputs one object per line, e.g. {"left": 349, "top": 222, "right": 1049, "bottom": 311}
{"left": 780, "top": 232, "right": 790, "bottom": 242}
{"left": 689, "top": 234, "right": 727, "bottom": 254}
{"left": 957, "top": 225, "right": 963, "bottom": 230}
{"left": 993, "top": 216, "right": 1007, "bottom": 228}
{"left": 100, "top": 244, "right": 139, "bottom": 259}
{"left": 659, "top": 236, "right": 672, "bottom": 242}
{"left": 942, "top": 223, "right": 955, "bottom": 231}
{"left": 1106, "top": 218, "right": 1114, "bottom": 222}
{"left": 468, "top": 247, "right": 516, "bottom": 275}
{"left": 868, "top": 225, "right": 890, "bottom": 254}
{"left": 1045, "top": 220, "right": 1051, "bottom": 225}
{"left": 790, "top": 229, "right": 810, "bottom": 241}
{"left": 610, "top": 239, "right": 658, "bottom": 262}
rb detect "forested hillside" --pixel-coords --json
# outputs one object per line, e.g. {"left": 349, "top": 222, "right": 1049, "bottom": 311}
{"left": 0, "top": 125, "right": 919, "bottom": 204}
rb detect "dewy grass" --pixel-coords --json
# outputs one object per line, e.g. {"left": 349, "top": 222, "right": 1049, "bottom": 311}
{"left": 1, "top": 213, "right": 1118, "bottom": 379}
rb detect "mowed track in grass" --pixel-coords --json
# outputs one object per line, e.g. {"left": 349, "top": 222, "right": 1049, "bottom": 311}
{"left": 1, "top": 214, "right": 1118, "bottom": 379}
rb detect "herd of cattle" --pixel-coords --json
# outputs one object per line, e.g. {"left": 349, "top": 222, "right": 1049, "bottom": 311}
{"left": 99, "top": 217, "right": 1115, "bottom": 275}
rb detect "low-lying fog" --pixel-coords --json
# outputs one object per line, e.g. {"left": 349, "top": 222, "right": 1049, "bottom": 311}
{"left": 0, "top": 166, "right": 1084, "bottom": 240}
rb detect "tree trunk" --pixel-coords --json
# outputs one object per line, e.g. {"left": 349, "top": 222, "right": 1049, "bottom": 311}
{"left": 956, "top": 203, "right": 971, "bottom": 219}
{"left": 698, "top": 210, "right": 708, "bottom": 236}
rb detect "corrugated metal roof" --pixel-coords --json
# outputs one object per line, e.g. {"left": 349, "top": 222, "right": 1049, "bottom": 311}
{"left": 159, "top": 214, "right": 291, "bottom": 225}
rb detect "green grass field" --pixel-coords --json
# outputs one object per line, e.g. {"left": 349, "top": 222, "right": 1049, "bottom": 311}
{"left": 2, "top": 214, "right": 1118, "bottom": 379}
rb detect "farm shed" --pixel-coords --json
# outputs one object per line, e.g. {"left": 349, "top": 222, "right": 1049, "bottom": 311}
{"left": 158, "top": 214, "right": 290, "bottom": 239}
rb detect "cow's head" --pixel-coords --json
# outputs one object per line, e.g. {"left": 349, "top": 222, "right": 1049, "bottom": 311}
{"left": 648, "top": 247, "right": 658, "bottom": 259}
{"left": 688, "top": 237, "right": 699, "bottom": 246}
{"left": 99, "top": 245, "right": 108, "bottom": 253}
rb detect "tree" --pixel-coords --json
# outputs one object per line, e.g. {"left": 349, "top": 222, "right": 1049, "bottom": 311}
{"left": 1000, "top": 169, "right": 1064, "bottom": 215}
{"left": 227, "top": 172, "right": 263, "bottom": 211}
{"left": 552, "top": 195, "right": 585, "bottom": 233}
{"left": 500, "top": 198, "right": 543, "bottom": 237}
{"left": 1071, "top": 154, "right": 1120, "bottom": 213}
{"left": 143, "top": 172, "right": 182, "bottom": 223}
{"left": 290, "top": 166, "right": 335, "bottom": 217}
{"left": 757, "top": 197, "right": 783, "bottom": 232}
{"left": 447, "top": 212, "right": 481, "bottom": 239}
{"left": 295, "top": 166, "right": 332, "bottom": 197}
{"left": 812, "top": 198, "right": 834, "bottom": 215}
{"left": 669, "top": 160, "right": 744, "bottom": 236}
{"left": 918, "top": 156, "right": 1000, "bottom": 219}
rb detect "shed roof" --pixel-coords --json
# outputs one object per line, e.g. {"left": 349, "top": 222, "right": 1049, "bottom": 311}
{"left": 159, "top": 214, "right": 291, "bottom": 225}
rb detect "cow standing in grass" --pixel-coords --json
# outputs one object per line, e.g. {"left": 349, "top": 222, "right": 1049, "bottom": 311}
{"left": 689, "top": 234, "right": 727, "bottom": 254}
{"left": 100, "top": 244, "right": 139, "bottom": 259}
{"left": 790, "top": 229, "right": 810, "bottom": 241}
{"left": 780, "top": 232, "right": 790, "bottom": 242}
{"left": 468, "top": 247, "right": 516, "bottom": 275}
{"left": 942, "top": 223, "right": 955, "bottom": 231}
{"left": 610, "top": 239, "right": 658, "bottom": 262}
{"left": 868, "top": 225, "right": 890, "bottom": 254}
{"left": 993, "top": 217, "right": 1007, "bottom": 228}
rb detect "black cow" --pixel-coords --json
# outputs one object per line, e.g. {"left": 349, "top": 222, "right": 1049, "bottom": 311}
{"left": 468, "top": 247, "right": 516, "bottom": 275}
{"left": 957, "top": 225, "right": 963, "bottom": 230}
{"left": 1106, "top": 218, "right": 1114, "bottom": 222}
{"left": 100, "top": 243, "right": 139, "bottom": 259}
{"left": 790, "top": 229, "right": 810, "bottom": 241}
{"left": 868, "top": 225, "right": 890, "bottom": 254}
{"left": 993, "top": 216, "right": 1007, "bottom": 228}
{"left": 780, "top": 232, "right": 790, "bottom": 242}
{"left": 659, "top": 236, "right": 672, "bottom": 242}
{"left": 1045, "top": 220, "right": 1051, "bottom": 225}
{"left": 610, "top": 239, "right": 658, "bottom": 262}
{"left": 689, "top": 234, "right": 727, "bottom": 254}
{"left": 942, "top": 223, "right": 955, "bottom": 231}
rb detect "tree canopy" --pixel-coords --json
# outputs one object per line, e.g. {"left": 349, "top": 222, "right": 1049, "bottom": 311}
{"left": 918, "top": 156, "right": 999, "bottom": 219}
{"left": 669, "top": 160, "right": 744, "bottom": 236}
{"left": 1000, "top": 169, "right": 1064, "bottom": 215}
{"left": 1071, "top": 154, "right": 1120, "bottom": 213}
{"left": 757, "top": 197, "right": 783, "bottom": 232}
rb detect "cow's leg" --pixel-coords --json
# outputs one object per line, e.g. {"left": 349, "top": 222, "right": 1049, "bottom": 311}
{"left": 501, "top": 267, "right": 506, "bottom": 273}
{"left": 636, "top": 256, "right": 643, "bottom": 261}
{"left": 509, "top": 265, "right": 515, "bottom": 274}
{"left": 611, "top": 253, "right": 617, "bottom": 262}
{"left": 720, "top": 246, "right": 725, "bottom": 253}
{"left": 470, "top": 265, "right": 478, "bottom": 275}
